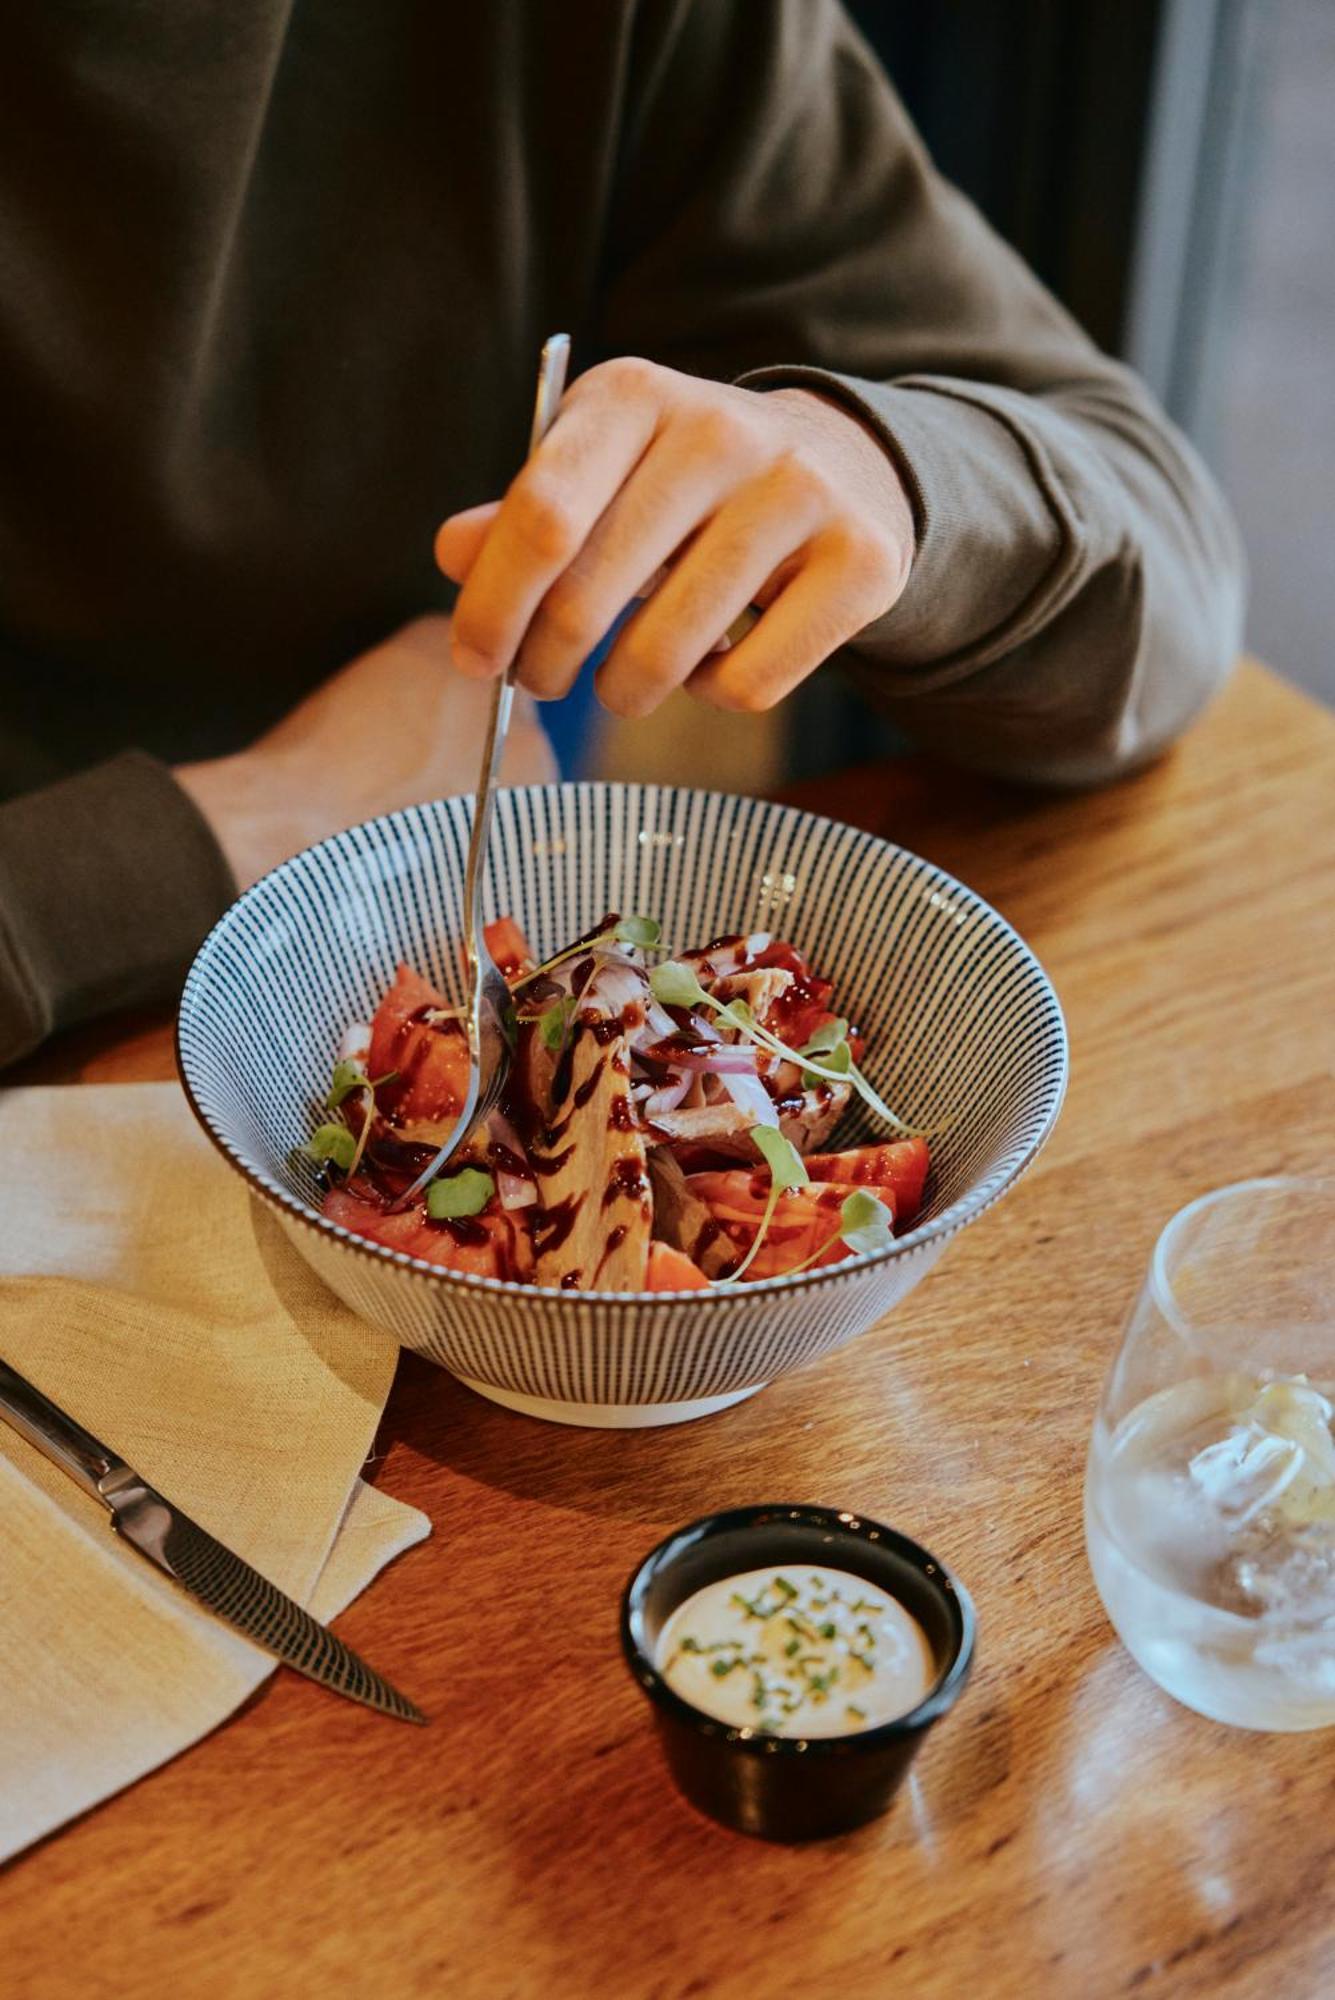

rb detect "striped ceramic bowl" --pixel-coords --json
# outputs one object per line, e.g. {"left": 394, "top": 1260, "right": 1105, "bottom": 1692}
{"left": 177, "top": 783, "right": 1066, "bottom": 1428}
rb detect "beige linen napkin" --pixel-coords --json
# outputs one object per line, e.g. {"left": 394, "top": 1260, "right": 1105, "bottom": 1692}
{"left": 0, "top": 1083, "right": 429, "bottom": 1862}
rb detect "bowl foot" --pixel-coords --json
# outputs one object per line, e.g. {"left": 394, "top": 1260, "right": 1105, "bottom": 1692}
{"left": 454, "top": 1377, "right": 766, "bottom": 1429}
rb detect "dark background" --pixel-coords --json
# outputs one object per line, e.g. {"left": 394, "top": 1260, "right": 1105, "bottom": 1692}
{"left": 848, "top": 0, "right": 1160, "bottom": 356}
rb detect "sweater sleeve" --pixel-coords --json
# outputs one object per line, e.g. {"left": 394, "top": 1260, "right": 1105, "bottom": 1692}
{"left": 0, "top": 753, "right": 236, "bottom": 1067}
{"left": 595, "top": 0, "right": 1245, "bottom": 784}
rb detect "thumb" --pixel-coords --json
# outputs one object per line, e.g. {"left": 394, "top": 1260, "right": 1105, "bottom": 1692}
{"left": 435, "top": 501, "right": 502, "bottom": 583}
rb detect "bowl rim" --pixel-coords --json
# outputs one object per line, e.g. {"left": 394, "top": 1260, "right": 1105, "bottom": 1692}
{"left": 619, "top": 1501, "right": 976, "bottom": 1754}
{"left": 176, "top": 780, "right": 1068, "bottom": 1303}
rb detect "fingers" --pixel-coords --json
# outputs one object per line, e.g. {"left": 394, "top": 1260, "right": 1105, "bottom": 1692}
{"left": 447, "top": 359, "right": 665, "bottom": 684}
{"left": 592, "top": 458, "right": 833, "bottom": 718}
{"left": 435, "top": 503, "right": 500, "bottom": 584}
{"left": 435, "top": 361, "right": 912, "bottom": 721}
{"left": 513, "top": 410, "right": 769, "bottom": 699}
{"left": 686, "top": 525, "right": 900, "bottom": 714}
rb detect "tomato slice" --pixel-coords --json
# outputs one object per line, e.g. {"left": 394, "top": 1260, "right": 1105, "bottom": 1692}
{"left": 644, "top": 1240, "right": 711, "bottom": 1291}
{"left": 367, "top": 963, "right": 470, "bottom": 1128}
{"left": 682, "top": 1164, "right": 910, "bottom": 1279}
{"left": 322, "top": 1185, "right": 533, "bottom": 1281}
{"left": 804, "top": 1138, "right": 929, "bottom": 1221}
{"left": 749, "top": 940, "right": 848, "bottom": 1050}
{"left": 483, "top": 916, "right": 534, "bottom": 982}
{"left": 683, "top": 1170, "right": 859, "bottom": 1279}
{"left": 754, "top": 940, "right": 813, "bottom": 981}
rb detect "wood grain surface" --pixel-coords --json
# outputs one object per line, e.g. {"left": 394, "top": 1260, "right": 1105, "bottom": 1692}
{"left": 4, "top": 661, "right": 1334, "bottom": 2000}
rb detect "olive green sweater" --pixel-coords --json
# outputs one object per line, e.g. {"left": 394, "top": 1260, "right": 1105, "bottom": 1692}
{"left": 0, "top": 0, "right": 1243, "bottom": 1065}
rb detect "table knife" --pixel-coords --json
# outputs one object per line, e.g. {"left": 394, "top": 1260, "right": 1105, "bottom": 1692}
{"left": 0, "top": 1353, "right": 425, "bottom": 1724}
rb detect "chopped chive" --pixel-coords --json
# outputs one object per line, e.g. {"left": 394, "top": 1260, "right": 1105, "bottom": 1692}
{"left": 300, "top": 1122, "right": 358, "bottom": 1172}
{"left": 538, "top": 994, "right": 576, "bottom": 1051}
{"left": 426, "top": 1167, "right": 495, "bottom": 1219}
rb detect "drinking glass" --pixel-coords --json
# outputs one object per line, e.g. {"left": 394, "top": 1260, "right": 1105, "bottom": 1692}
{"left": 1084, "top": 1176, "right": 1335, "bottom": 1730}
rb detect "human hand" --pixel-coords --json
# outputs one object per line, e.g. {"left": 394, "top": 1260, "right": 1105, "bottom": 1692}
{"left": 436, "top": 361, "right": 915, "bottom": 719}
{"left": 175, "top": 614, "right": 556, "bottom": 889}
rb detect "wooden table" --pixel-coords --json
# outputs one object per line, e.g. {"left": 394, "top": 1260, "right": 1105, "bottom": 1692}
{"left": 5, "top": 662, "right": 1334, "bottom": 1999}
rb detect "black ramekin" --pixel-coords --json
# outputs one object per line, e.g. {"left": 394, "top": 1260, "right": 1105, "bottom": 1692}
{"left": 620, "top": 1502, "right": 975, "bottom": 1842}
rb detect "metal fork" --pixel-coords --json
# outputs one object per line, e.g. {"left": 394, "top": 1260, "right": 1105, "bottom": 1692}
{"left": 393, "top": 332, "right": 571, "bottom": 1210}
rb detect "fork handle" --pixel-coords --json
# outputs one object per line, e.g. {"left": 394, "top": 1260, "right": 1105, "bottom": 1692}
{"left": 461, "top": 331, "right": 570, "bottom": 979}
{"left": 389, "top": 336, "right": 572, "bottom": 1214}
{"left": 462, "top": 670, "right": 517, "bottom": 991}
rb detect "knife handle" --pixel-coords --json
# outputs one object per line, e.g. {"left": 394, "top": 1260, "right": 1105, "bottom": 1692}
{"left": 0, "top": 1356, "right": 122, "bottom": 1501}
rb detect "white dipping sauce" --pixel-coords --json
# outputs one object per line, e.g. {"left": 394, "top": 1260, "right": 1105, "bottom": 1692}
{"left": 657, "top": 1564, "right": 936, "bottom": 1736}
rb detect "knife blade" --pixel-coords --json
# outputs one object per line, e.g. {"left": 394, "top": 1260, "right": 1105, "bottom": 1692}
{"left": 0, "top": 1354, "right": 425, "bottom": 1724}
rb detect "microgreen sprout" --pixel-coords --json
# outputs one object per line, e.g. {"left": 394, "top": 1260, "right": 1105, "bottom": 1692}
{"left": 712, "top": 1125, "right": 809, "bottom": 1286}
{"left": 649, "top": 962, "right": 914, "bottom": 1133}
{"left": 426, "top": 1167, "right": 496, "bottom": 1220}
{"left": 305, "top": 1061, "right": 400, "bottom": 1181}
{"left": 326, "top": 1059, "right": 369, "bottom": 1109}
{"left": 786, "top": 1187, "right": 898, "bottom": 1276}
{"left": 300, "top": 1122, "right": 358, "bottom": 1173}
{"left": 647, "top": 959, "right": 710, "bottom": 1010}
{"left": 538, "top": 994, "right": 576, "bottom": 1052}
{"left": 798, "top": 1017, "right": 853, "bottom": 1088}
{"left": 325, "top": 1059, "right": 398, "bottom": 1111}
{"left": 797, "top": 1017, "right": 850, "bottom": 1062}
{"left": 801, "top": 1039, "right": 852, "bottom": 1089}
{"left": 512, "top": 914, "right": 662, "bottom": 993}
{"left": 614, "top": 915, "right": 662, "bottom": 948}
{"left": 836, "top": 1188, "right": 898, "bottom": 1256}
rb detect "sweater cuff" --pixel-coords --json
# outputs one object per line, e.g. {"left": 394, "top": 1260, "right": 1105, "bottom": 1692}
{"left": 737, "top": 364, "right": 1090, "bottom": 681}
{"left": 0, "top": 753, "right": 237, "bottom": 1066}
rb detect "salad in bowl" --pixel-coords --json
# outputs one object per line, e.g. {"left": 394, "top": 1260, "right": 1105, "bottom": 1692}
{"left": 178, "top": 781, "right": 1065, "bottom": 1425}
{"left": 304, "top": 915, "right": 930, "bottom": 1293}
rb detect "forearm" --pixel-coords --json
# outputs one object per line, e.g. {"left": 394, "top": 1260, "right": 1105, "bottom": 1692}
{"left": 742, "top": 362, "right": 1245, "bottom": 785}
{"left": 0, "top": 753, "right": 236, "bottom": 1067}
{"left": 597, "top": 0, "right": 1245, "bottom": 783}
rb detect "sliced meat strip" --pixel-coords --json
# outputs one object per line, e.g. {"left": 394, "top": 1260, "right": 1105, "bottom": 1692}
{"left": 776, "top": 1082, "right": 851, "bottom": 1153}
{"left": 646, "top": 1099, "right": 760, "bottom": 1148}
{"left": 531, "top": 1020, "right": 652, "bottom": 1291}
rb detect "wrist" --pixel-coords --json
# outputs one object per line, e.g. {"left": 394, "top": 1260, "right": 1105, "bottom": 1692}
{"left": 174, "top": 750, "right": 307, "bottom": 892}
{"left": 766, "top": 386, "right": 916, "bottom": 589}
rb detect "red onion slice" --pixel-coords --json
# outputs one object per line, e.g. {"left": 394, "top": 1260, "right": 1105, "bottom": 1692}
{"left": 337, "top": 1021, "right": 373, "bottom": 1069}
{"left": 645, "top": 1072, "right": 693, "bottom": 1118}
{"left": 717, "top": 1067, "right": 781, "bottom": 1128}
{"left": 577, "top": 954, "right": 650, "bottom": 1025}
{"left": 497, "top": 1171, "right": 538, "bottom": 1211}
{"left": 641, "top": 1041, "right": 758, "bottom": 1075}
{"left": 683, "top": 932, "right": 772, "bottom": 979}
